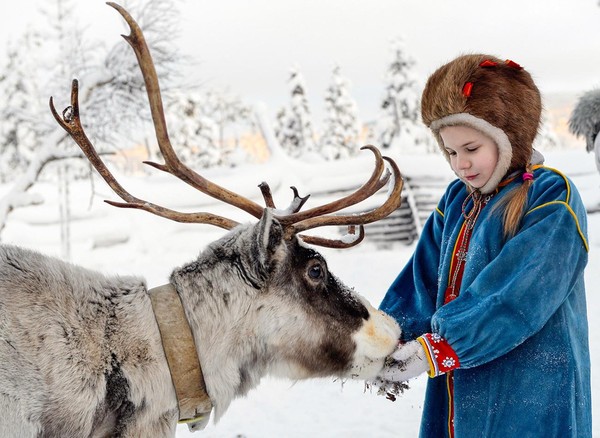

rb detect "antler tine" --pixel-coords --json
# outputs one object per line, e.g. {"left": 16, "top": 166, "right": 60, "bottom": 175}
{"left": 107, "top": 2, "right": 264, "bottom": 220}
{"left": 258, "top": 183, "right": 310, "bottom": 213}
{"left": 287, "top": 156, "right": 404, "bottom": 236}
{"left": 258, "top": 182, "right": 276, "bottom": 208}
{"left": 50, "top": 79, "right": 238, "bottom": 230}
{"left": 275, "top": 145, "right": 388, "bottom": 225}
{"left": 299, "top": 225, "right": 365, "bottom": 249}
{"left": 279, "top": 186, "right": 311, "bottom": 214}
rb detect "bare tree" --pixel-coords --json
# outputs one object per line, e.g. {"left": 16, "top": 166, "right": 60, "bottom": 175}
{"left": 0, "top": 0, "right": 183, "bottom": 251}
{"left": 0, "top": 144, "right": 87, "bottom": 238}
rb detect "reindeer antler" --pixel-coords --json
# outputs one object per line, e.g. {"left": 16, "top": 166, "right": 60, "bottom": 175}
{"left": 49, "top": 2, "right": 404, "bottom": 249}
{"left": 50, "top": 79, "right": 238, "bottom": 229}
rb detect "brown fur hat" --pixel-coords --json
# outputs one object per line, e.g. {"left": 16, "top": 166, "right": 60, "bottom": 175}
{"left": 421, "top": 54, "right": 542, "bottom": 193}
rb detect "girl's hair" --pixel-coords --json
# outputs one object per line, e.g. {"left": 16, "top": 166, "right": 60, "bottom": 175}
{"left": 494, "top": 165, "right": 534, "bottom": 239}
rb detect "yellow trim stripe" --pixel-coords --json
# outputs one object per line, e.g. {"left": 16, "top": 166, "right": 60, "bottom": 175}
{"left": 435, "top": 207, "right": 445, "bottom": 217}
{"left": 539, "top": 165, "right": 571, "bottom": 204}
{"left": 446, "top": 374, "right": 454, "bottom": 438}
{"left": 417, "top": 336, "right": 436, "bottom": 378}
{"left": 524, "top": 166, "right": 587, "bottom": 251}
{"left": 526, "top": 201, "right": 589, "bottom": 252}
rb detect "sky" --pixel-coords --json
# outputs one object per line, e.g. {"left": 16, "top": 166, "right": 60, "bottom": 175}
{"left": 1, "top": 0, "right": 600, "bottom": 124}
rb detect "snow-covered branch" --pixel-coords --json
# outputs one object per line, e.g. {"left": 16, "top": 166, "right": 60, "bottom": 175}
{"left": 0, "top": 146, "right": 88, "bottom": 238}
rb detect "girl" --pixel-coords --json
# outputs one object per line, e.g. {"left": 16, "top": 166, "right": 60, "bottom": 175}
{"left": 376, "top": 54, "right": 591, "bottom": 437}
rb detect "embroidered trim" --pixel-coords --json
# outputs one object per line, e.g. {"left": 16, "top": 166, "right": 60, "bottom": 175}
{"left": 417, "top": 336, "right": 436, "bottom": 377}
{"left": 445, "top": 191, "right": 493, "bottom": 302}
{"left": 418, "top": 333, "right": 460, "bottom": 378}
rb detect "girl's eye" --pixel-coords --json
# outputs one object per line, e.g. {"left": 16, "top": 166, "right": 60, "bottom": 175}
{"left": 447, "top": 151, "right": 457, "bottom": 156}
{"left": 466, "top": 147, "right": 479, "bottom": 152}
{"left": 308, "top": 264, "right": 322, "bottom": 279}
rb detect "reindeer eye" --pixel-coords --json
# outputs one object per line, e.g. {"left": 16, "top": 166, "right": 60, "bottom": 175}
{"left": 308, "top": 264, "right": 322, "bottom": 279}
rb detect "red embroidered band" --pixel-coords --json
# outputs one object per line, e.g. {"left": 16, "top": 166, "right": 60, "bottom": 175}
{"left": 418, "top": 333, "right": 460, "bottom": 377}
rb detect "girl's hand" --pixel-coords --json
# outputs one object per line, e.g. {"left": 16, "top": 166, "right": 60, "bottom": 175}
{"left": 376, "top": 340, "right": 430, "bottom": 383}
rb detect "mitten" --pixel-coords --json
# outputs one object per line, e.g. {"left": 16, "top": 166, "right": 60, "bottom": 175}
{"left": 377, "top": 339, "right": 430, "bottom": 382}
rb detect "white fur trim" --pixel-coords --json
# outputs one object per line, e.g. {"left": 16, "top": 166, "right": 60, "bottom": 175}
{"left": 430, "top": 113, "right": 512, "bottom": 194}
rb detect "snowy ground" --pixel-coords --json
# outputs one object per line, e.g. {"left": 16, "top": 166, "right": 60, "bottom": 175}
{"left": 1, "top": 150, "right": 598, "bottom": 437}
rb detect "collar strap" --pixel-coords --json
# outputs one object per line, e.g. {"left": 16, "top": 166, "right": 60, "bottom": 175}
{"left": 148, "top": 283, "right": 213, "bottom": 431}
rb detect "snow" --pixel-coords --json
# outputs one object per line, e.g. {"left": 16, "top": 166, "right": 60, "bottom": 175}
{"left": 0, "top": 149, "right": 598, "bottom": 437}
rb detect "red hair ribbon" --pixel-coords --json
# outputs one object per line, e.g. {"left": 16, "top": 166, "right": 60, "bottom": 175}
{"left": 462, "top": 82, "right": 473, "bottom": 97}
{"left": 479, "top": 59, "right": 498, "bottom": 67}
{"left": 522, "top": 172, "right": 534, "bottom": 181}
{"left": 505, "top": 59, "right": 523, "bottom": 70}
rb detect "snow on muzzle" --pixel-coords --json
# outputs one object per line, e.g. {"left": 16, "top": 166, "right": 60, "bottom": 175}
{"left": 347, "top": 296, "right": 401, "bottom": 379}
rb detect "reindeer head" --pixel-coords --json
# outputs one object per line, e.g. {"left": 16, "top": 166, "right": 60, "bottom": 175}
{"left": 50, "top": 1, "right": 403, "bottom": 421}
{"left": 169, "top": 209, "right": 400, "bottom": 418}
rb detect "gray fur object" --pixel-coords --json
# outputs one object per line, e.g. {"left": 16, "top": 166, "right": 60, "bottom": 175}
{"left": 569, "top": 88, "right": 600, "bottom": 152}
{"left": 0, "top": 210, "right": 400, "bottom": 437}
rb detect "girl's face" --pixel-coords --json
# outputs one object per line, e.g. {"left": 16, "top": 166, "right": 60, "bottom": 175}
{"left": 440, "top": 125, "right": 499, "bottom": 189}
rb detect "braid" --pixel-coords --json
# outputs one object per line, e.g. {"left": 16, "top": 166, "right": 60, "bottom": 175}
{"left": 500, "top": 165, "right": 534, "bottom": 239}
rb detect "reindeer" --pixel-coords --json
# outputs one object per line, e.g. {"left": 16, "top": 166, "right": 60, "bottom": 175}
{"left": 0, "top": 3, "right": 404, "bottom": 437}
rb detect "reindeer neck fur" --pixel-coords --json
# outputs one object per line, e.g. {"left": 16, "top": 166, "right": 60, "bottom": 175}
{"left": 170, "top": 222, "right": 277, "bottom": 421}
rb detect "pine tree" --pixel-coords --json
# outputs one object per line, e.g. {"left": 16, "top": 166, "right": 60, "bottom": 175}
{"left": 203, "top": 88, "right": 253, "bottom": 165}
{"left": 274, "top": 67, "right": 316, "bottom": 158}
{"left": 165, "top": 91, "right": 221, "bottom": 169}
{"left": 165, "top": 88, "right": 253, "bottom": 169}
{"left": 374, "top": 38, "right": 431, "bottom": 152}
{"left": 320, "top": 65, "right": 361, "bottom": 160}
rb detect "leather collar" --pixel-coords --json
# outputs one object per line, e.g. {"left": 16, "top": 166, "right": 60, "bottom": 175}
{"left": 148, "top": 283, "right": 213, "bottom": 431}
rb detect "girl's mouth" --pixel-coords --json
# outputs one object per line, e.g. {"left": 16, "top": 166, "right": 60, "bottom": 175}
{"left": 464, "top": 174, "right": 479, "bottom": 181}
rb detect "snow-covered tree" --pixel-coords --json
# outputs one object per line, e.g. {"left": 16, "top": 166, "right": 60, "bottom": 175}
{"left": 274, "top": 67, "right": 316, "bottom": 159}
{"left": 0, "top": 0, "right": 183, "bottom": 251}
{"left": 319, "top": 65, "right": 361, "bottom": 160}
{"left": 165, "top": 91, "right": 220, "bottom": 168}
{"left": 204, "top": 88, "right": 253, "bottom": 147}
{"left": 373, "top": 38, "right": 431, "bottom": 152}
{"left": 165, "top": 88, "right": 253, "bottom": 169}
{"left": 0, "top": 29, "right": 47, "bottom": 183}
{"left": 0, "top": 0, "right": 183, "bottom": 177}
{"left": 0, "top": 146, "right": 86, "bottom": 239}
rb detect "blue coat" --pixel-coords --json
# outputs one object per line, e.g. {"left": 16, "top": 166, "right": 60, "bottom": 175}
{"left": 380, "top": 166, "right": 591, "bottom": 437}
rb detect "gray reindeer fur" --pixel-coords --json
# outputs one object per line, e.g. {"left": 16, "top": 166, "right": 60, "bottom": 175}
{"left": 569, "top": 89, "right": 600, "bottom": 153}
{"left": 0, "top": 210, "right": 400, "bottom": 437}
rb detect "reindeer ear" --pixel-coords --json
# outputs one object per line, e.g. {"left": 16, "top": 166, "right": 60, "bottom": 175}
{"left": 255, "top": 208, "right": 284, "bottom": 268}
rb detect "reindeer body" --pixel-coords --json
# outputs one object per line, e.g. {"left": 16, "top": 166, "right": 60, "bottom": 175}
{"left": 0, "top": 211, "right": 400, "bottom": 437}
{"left": 0, "top": 245, "right": 177, "bottom": 437}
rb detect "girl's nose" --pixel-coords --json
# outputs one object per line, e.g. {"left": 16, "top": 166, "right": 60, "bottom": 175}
{"left": 457, "top": 155, "right": 471, "bottom": 170}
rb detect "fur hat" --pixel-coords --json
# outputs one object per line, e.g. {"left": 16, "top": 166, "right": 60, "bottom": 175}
{"left": 569, "top": 88, "right": 600, "bottom": 153}
{"left": 421, "top": 54, "right": 542, "bottom": 193}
